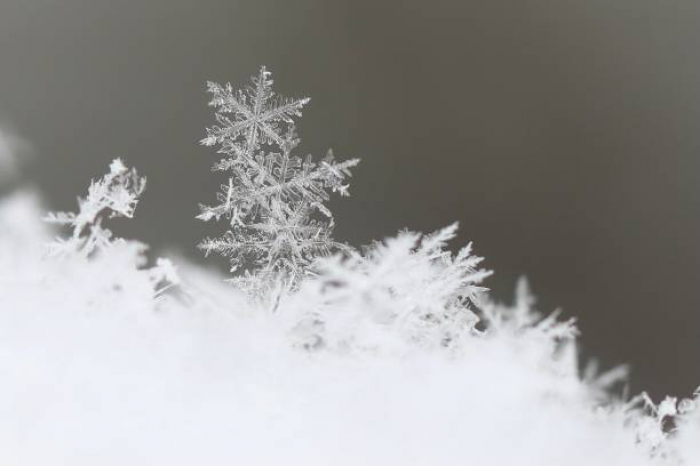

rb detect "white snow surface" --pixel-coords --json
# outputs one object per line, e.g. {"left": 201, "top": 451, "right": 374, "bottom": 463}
{"left": 0, "top": 192, "right": 698, "bottom": 466}
{"left": 0, "top": 141, "right": 697, "bottom": 465}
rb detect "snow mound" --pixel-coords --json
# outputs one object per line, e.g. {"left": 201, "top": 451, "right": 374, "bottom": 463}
{"left": 0, "top": 190, "right": 697, "bottom": 465}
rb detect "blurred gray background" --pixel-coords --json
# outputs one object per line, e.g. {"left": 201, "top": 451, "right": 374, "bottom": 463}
{"left": 1, "top": 0, "right": 699, "bottom": 398}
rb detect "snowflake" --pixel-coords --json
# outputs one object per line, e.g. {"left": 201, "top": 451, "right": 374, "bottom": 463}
{"left": 199, "top": 67, "right": 359, "bottom": 298}
{"left": 284, "top": 223, "right": 492, "bottom": 350}
{"left": 45, "top": 159, "right": 146, "bottom": 258}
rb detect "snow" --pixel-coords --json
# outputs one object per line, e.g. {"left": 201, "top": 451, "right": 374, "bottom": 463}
{"left": 0, "top": 189, "right": 697, "bottom": 464}
{"left": 198, "top": 67, "right": 358, "bottom": 296}
{"left": 0, "top": 72, "right": 697, "bottom": 464}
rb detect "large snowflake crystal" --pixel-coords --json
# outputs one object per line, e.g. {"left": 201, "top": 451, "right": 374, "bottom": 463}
{"left": 199, "top": 67, "right": 359, "bottom": 296}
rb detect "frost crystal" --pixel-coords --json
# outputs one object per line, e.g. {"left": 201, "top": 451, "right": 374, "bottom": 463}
{"left": 199, "top": 67, "right": 359, "bottom": 296}
{"left": 285, "top": 223, "right": 492, "bottom": 351}
{"left": 45, "top": 159, "right": 146, "bottom": 258}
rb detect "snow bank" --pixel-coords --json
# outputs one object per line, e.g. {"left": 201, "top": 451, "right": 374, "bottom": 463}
{"left": 0, "top": 190, "right": 697, "bottom": 465}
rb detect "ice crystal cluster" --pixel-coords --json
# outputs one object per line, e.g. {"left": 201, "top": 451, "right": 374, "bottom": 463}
{"left": 0, "top": 72, "right": 698, "bottom": 465}
{"left": 283, "top": 224, "right": 492, "bottom": 351}
{"left": 199, "top": 67, "right": 358, "bottom": 297}
{"left": 44, "top": 159, "right": 146, "bottom": 258}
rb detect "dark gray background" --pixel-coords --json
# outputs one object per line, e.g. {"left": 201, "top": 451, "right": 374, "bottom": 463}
{"left": 1, "top": 0, "right": 699, "bottom": 398}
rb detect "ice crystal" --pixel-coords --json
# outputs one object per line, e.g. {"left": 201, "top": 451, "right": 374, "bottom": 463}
{"left": 44, "top": 159, "right": 146, "bottom": 258}
{"left": 41, "top": 159, "right": 180, "bottom": 303}
{"left": 284, "top": 223, "right": 492, "bottom": 351}
{"left": 199, "top": 67, "right": 359, "bottom": 297}
{"left": 480, "top": 277, "right": 578, "bottom": 343}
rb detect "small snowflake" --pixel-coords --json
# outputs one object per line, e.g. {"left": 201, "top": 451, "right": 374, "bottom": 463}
{"left": 45, "top": 159, "right": 146, "bottom": 258}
